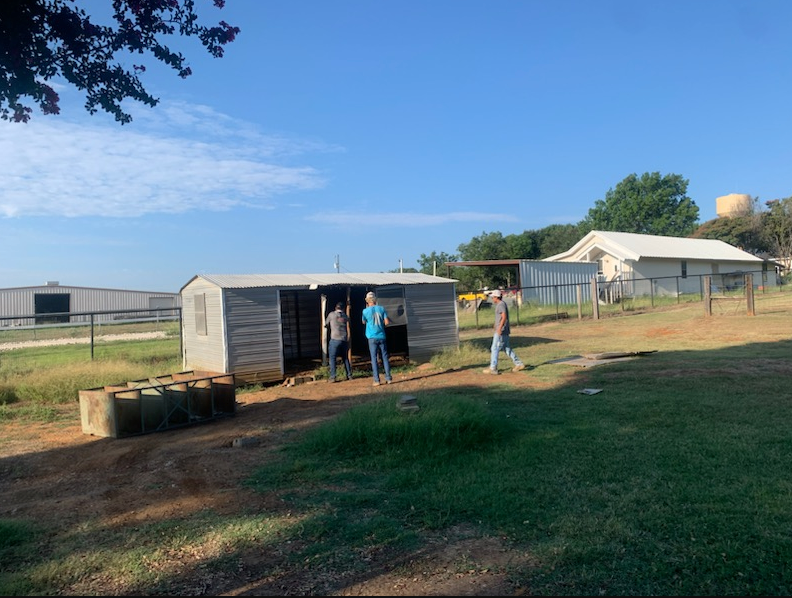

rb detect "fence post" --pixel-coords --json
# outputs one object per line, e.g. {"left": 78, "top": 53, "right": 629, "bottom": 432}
{"left": 590, "top": 277, "right": 600, "bottom": 320}
{"left": 746, "top": 274, "right": 755, "bottom": 316}
{"left": 90, "top": 313, "right": 95, "bottom": 360}
{"left": 704, "top": 276, "right": 712, "bottom": 316}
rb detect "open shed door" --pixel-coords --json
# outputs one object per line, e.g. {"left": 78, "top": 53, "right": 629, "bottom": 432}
{"left": 373, "top": 285, "right": 408, "bottom": 358}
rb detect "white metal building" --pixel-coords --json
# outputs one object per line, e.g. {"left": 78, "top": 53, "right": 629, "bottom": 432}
{"left": 0, "top": 282, "right": 181, "bottom": 326}
{"left": 545, "top": 230, "right": 777, "bottom": 295}
{"left": 180, "top": 272, "right": 460, "bottom": 384}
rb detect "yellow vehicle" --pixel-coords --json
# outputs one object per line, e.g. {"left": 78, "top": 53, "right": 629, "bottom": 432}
{"left": 457, "top": 289, "right": 490, "bottom": 303}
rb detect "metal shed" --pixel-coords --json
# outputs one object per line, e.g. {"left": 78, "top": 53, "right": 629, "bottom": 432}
{"left": 179, "top": 273, "right": 460, "bottom": 384}
{"left": 0, "top": 282, "right": 181, "bottom": 326}
{"left": 520, "top": 260, "right": 598, "bottom": 305}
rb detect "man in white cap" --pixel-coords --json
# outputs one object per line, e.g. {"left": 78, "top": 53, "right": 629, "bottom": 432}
{"left": 361, "top": 291, "right": 392, "bottom": 386}
{"left": 484, "top": 289, "right": 525, "bottom": 375}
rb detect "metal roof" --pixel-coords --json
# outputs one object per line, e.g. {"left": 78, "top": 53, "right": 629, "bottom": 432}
{"left": 183, "top": 272, "right": 457, "bottom": 291}
{"left": 548, "top": 230, "right": 765, "bottom": 262}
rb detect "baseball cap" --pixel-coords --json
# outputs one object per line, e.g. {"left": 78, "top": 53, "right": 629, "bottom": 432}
{"left": 490, "top": 289, "right": 503, "bottom": 298}
{"left": 365, "top": 291, "right": 376, "bottom": 301}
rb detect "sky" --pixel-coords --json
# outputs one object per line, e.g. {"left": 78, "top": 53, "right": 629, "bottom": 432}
{"left": 2, "top": 0, "right": 791, "bottom": 293}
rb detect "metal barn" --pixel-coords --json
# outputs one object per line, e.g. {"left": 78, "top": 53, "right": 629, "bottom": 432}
{"left": 0, "top": 282, "right": 181, "bottom": 326}
{"left": 179, "top": 273, "right": 460, "bottom": 384}
{"left": 519, "top": 260, "right": 599, "bottom": 305}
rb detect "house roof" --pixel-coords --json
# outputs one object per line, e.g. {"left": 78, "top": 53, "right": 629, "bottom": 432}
{"left": 546, "top": 230, "right": 765, "bottom": 263}
{"left": 181, "top": 272, "right": 457, "bottom": 292}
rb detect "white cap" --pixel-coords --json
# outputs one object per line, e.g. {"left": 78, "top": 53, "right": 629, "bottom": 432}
{"left": 490, "top": 289, "right": 503, "bottom": 298}
{"left": 365, "top": 291, "right": 376, "bottom": 301}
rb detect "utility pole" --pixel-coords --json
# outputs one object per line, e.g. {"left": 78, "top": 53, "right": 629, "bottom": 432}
{"left": 334, "top": 255, "right": 340, "bottom": 273}
{"left": 399, "top": 258, "right": 403, "bottom": 273}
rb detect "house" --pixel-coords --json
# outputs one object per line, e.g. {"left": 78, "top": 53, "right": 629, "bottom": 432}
{"left": 179, "top": 272, "right": 459, "bottom": 384}
{"left": 545, "top": 230, "right": 778, "bottom": 297}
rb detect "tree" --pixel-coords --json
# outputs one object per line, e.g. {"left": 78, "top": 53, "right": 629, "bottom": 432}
{"left": 0, "top": 0, "right": 239, "bottom": 124}
{"left": 455, "top": 231, "right": 519, "bottom": 290}
{"left": 534, "top": 223, "right": 585, "bottom": 258}
{"left": 417, "top": 251, "right": 458, "bottom": 276}
{"left": 582, "top": 172, "right": 700, "bottom": 236}
{"left": 762, "top": 197, "right": 792, "bottom": 271}
{"left": 503, "top": 231, "right": 539, "bottom": 260}
{"left": 457, "top": 231, "right": 509, "bottom": 261}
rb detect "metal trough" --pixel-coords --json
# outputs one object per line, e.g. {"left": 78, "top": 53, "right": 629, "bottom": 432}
{"left": 79, "top": 370, "right": 236, "bottom": 438}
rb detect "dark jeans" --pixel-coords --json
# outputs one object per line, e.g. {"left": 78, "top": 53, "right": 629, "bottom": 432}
{"left": 367, "top": 337, "right": 391, "bottom": 383}
{"left": 328, "top": 338, "right": 352, "bottom": 380}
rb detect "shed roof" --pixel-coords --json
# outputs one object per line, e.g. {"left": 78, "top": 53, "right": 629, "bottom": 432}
{"left": 546, "top": 230, "right": 765, "bottom": 263}
{"left": 181, "top": 272, "right": 457, "bottom": 292}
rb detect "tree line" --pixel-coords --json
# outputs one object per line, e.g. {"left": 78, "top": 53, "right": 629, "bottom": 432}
{"left": 408, "top": 172, "right": 792, "bottom": 292}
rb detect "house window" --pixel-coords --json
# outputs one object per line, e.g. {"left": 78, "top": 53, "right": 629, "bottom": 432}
{"left": 596, "top": 259, "right": 604, "bottom": 276}
{"left": 681, "top": 260, "right": 687, "bottom": 279}
{"left": 194, "top": 293, "right": 207, "bottom": 336}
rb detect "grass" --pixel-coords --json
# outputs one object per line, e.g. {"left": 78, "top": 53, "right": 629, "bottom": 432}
{"left": 0, "top": 335, "right": 182, "bottom": 420}
{"left": 239, "top": 326, "right": 792, "bottom": 595}
{"left": 3, "top": 293, "right": 792, "bottom": 594}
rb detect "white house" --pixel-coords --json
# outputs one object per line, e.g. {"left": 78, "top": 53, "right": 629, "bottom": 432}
{"left": 545, "top": 230, "right": 778, "bottom": 298}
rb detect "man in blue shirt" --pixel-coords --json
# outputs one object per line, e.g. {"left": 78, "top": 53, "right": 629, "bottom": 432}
{"left": 361, "top": 291, "right": 392, "bottom": 386}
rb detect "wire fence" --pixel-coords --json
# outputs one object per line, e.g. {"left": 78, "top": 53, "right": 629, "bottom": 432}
{"left": 0, "top": 307, "right": 182, "bottom": 360}
{"left": 457, "top": 270, "right": 791, "bottom": 329}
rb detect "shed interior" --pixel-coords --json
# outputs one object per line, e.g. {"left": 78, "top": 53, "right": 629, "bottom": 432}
{"left": 280, "top": 286, "right": 409, "bottom": 375}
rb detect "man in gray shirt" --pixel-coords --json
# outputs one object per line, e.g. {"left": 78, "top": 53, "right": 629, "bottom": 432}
{"left": 325, "top": 301, "right": 353, "bottom": 382}
{"left": 483, "top": 289, "right": 525, "bottom": 374}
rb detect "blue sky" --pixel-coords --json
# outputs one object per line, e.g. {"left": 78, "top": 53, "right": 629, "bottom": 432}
{"left": 2, "top": 0, "right": 791, "bottom": 292}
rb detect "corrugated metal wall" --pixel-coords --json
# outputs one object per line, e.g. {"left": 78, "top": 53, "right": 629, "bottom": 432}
{"left": 404, "top": 282, "right": 459, "bottom": 363}
{"left": 0, "top": 284, "right": 180, "bottom": 325}
{"left": 225, "top": 287, "right": 283, "bottom": 383}
{"left": 520, "top": 261, "right": 598, "bottom": 305}
{"left": 181, "top": 279, "right": 226, "bottom": 373}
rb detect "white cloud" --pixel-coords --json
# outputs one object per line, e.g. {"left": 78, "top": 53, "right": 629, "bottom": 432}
{"left": 307, "top": 211, "right": 518, "bottom": 227}
{"left": 0, "top": 102, "right": 331, "bottom": 218}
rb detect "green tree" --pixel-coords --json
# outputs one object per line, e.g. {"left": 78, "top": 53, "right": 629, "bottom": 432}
{"left": 0, "top": 0, "right": 239, "bottom": 124}
{"left": 582, "top": 172, "right": 700, "bottom": 236}
{"left": 455, "top": 231, "right": 517, "bottom": 290}
{"left": 762, "top": 197, "right": 792, "bottom": 271}
{"left": 690, "top": 196, "right": 768, "bottom": 255}
{"left": 503, "top": 231, "right": 539, "bottom": 260}
{"left": 417, "top": 251, "right": 458, "bottom": 276}
{"left": 535, "top": 223, "right": 585, "bottom": 258}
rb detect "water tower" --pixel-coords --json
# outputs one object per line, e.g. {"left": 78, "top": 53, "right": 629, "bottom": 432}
{"left": 716, "top": 193, "right": 752, "bottom": 217}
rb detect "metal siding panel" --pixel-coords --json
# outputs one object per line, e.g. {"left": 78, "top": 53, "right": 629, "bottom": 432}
{"left": 372, "top": 285, "right": 407, "bottom": 326}
{"left": 224, "top": 287, "right": 284, "bottom": 383}
{"left": 181, "top": 280, "right": 227, "bottom": 374}
{"left": 519, "top": 261, "right": 598, "bottom": 305}
{"left": 404, "top": 283, "right": 459, "bottom": 363}
{"left": 0, "top": 285, "right": 180, "bottom": 325}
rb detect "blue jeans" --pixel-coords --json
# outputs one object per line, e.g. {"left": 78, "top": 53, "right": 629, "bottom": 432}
{"left": 367, "top": 337, "right": 391, "bottom": 383}
{"left": 490, "top": 333, "right": 523, "bottom": 371}
{"left": 328, "top": 339, "right": 352, "bottom": 380}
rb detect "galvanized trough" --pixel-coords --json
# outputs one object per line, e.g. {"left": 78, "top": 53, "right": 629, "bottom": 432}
{"left": 79, "top": 370, "right": 236, "bottom": 438}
